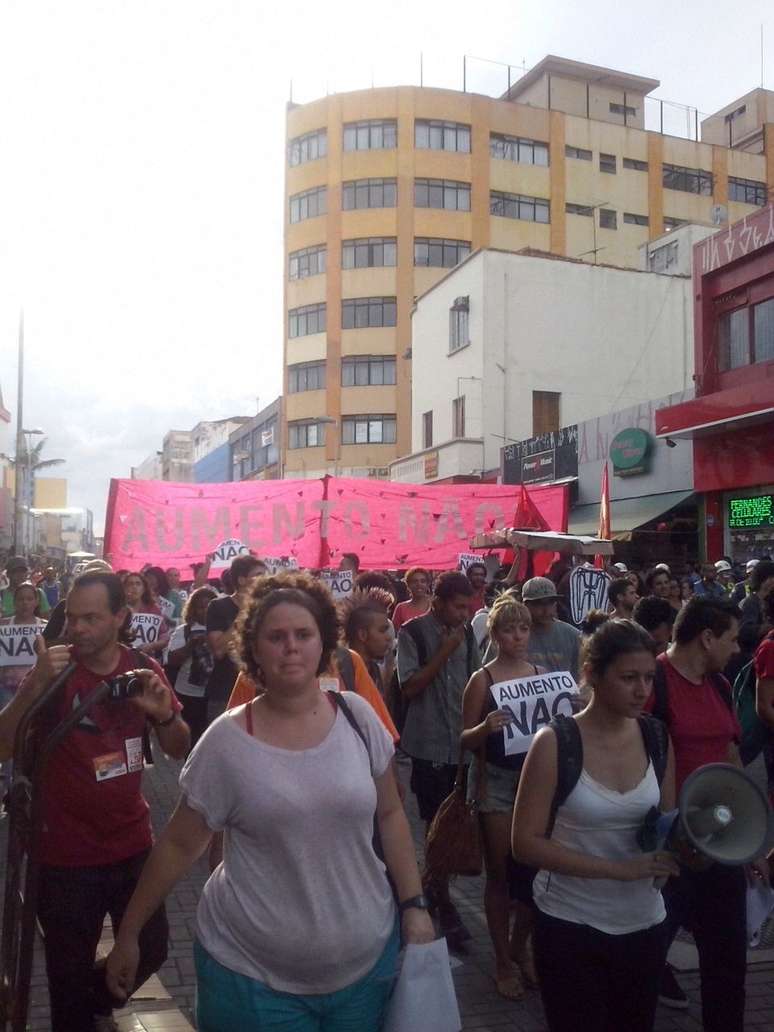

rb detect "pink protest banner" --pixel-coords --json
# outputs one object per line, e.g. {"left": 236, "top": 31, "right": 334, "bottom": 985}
{"left": 104, "top": 477, "right": 568, "bottom": 573}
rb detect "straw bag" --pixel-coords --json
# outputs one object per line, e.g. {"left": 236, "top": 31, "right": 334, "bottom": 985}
{"left": 423, "top": 752, "right": 486, "bottom": 880}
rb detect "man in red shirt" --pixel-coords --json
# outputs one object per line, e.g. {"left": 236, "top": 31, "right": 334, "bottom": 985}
{"left": 647, "top": 597, "right": 769, "bottom": 1029}
{"left": 0, "top": 571, "right": 189, "bottom": 1032}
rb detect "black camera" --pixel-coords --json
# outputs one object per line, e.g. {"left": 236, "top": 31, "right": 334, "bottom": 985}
{"left": 106, "top": 672, "right": 145, "bottom": 701}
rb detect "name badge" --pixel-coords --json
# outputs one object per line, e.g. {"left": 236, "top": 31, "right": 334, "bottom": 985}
{"left": 126, "top": 737, "right": 144, "bottom": 773}
{"left": 93, "top": 752, "right": 128, "bottom": 782}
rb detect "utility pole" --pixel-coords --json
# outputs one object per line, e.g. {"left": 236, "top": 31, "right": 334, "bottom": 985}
{"left": 12, "top": 313, "right": 24, "bottom": 556}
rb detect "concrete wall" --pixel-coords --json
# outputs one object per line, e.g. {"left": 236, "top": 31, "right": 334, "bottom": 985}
{"left": 410, "top": 249, "right": 693, "bottom": 475}
{"left": 193, "top": 442, "right": 231, "bottom": 484}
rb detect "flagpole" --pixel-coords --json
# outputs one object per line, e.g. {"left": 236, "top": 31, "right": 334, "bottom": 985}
{"left": 12, "top": 312, "right": 24, "bottom": 556}
{"left": 595, "top": 461, "right": 611, "bottom": 570}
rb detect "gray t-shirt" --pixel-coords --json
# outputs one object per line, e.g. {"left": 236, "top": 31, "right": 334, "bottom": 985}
{"left": 179, "top": 692, "right": 395, "bottom": 994}
{"left": 397, "top": 612, "right": 481, "bottom": 765}
{"left": 527, "top": 620, "right": 582, "bottom": 681}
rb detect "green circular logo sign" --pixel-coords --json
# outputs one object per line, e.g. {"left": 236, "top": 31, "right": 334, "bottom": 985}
{"left": 609, "top": 428, "right": 652, "bottom": 476}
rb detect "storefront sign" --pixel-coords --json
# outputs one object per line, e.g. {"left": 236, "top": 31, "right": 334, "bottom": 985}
{"left": 610, "top": 428, "right": 653, "bottom": 477}
{"left": 521, "top": 449, "right": 556, "bottom": 485}
{"left": 728, "top": 495, "right": 774, "bottom": 529}
{"left": 424, "top": 452, "right": 439, "bottom": 480}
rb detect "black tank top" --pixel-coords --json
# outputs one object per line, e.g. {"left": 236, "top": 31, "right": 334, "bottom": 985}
{"left": 483, "top": 665, "right": 538, "bottom": 772}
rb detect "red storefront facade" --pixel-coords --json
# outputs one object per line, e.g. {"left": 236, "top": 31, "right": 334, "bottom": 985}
{"left": 656, "top": 205, "right": 774, "bottom": 561}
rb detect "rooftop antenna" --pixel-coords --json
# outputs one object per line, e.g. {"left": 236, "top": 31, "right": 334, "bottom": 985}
{"left": 762, "top": 24, "right": 765, "bottom": 88}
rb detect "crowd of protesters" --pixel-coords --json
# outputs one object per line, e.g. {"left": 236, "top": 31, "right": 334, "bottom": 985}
{"left": 0, "top": 545, "right": 771, "bottom": 1032}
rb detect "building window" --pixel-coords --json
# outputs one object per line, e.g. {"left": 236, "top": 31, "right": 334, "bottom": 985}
{"left": 288, "top": 302, "right": 326, "bottom": 338}
{"left": 623, "top": 212, "right": 649, "bottom": 227}
{"left": 533, "top": 391, "right": 560, "bottom": 435}
{"left": 623, "top": 157, "right": 648, "bottom": 172}
{"left": 341, "top": 356, "right": 396, "bottom": 386}
{"left": 662, "top": 163, "right": 713, "bottom": 196}
{"left": 452, "top": 396, "right": 465, "bottom": 438}
{"left": 288, "top": 361, "right": 326, "bottom": 393}
{"left": 565, "top": 145, "right": 592, "bottom": 161}
{"left": 754, "top": 298, "right": 774, "bottom": 363}
{"left": 449, "top": 297, "right": 469, "bottom": 353}
{"left": 728, "top": 176, "right": 767, "bottom": 206}
{"left": 566, "top": 202, "right": 593, "bottom": 217}
{"left": 490, "top": 191, "right": 550, "bottom": 223}
{"left": 342, "top": 415, "right": 397, "bottom": 444}
{"left": 288, "top": 129, "right": 327, "bottom": 167}
{"left": 413, "top": 238, "right": 471, "bottom": 268}
{"left": 289, "top": 186, "right": 327, "bottom": 223}
{"left": 415, "top": 120, "right": 471, "bottom": 153}
{"left": 341, "top": 297, "right": 397, "bottom": 329}
{"left": 489, "top": 133, "right": 549, "bottom": 166}
{"left": 343, "top": 119, "right": 397, "bottom": 151}
{"left": 663, "top": 217, "right": 687, "bottom": 231}
{"left": 599, "top": 153, "right": 617, "bottom": 174}
{"left": 288, "top": 421, "right": 326, "bottom": 449}
{"left": 599, "top": 208, "right": 617, "bottom": 230}
{"left": 342, "top": 178, "right": 397, "bottom": 210}
{"left": 717, "top": 309, "right": 750, "bottom": 370}
{"left": 288, "top": 244, "right": 326, "bottom": 280}
{"left": 422, "top": 410, "right": 433, "bottom": 448}
{"left": 342, "top": 237, "right": 397, "bottom": 269}
{"left": 414, "top": 178, "right": 471, "bottom": 211}
{"left": 610, "top": 102, "right": 637, "bottom": 117}
{"left": 648, "top": 240, "right": 679, "bottom": 273}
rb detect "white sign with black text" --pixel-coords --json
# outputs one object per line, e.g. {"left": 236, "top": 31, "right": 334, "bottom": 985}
{"left": 488, "top": 671, "right": 579, "bottom": 755}
{"left": 264, "top": 556, "right": 299, "bottom": 575}
{"left": 321, "top": 570, "right": 354, "bottom": 599}
{"left": 210, "top": 538, "right": 250, "bottom": 569}
{"left": 130, "top": 612, "right": 164, "bottom": 646}
{"left": 0, "top": 624, "right": 39, "bottom": 667}
{"left": 457, "top": 553, "right": 481, "bottom": 574}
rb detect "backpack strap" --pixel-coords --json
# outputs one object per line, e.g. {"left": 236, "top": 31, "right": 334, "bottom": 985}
{"left": 330, "top": 691, "right": 372, "bottom": 776}
{"left": 465, "top": 622, "right": 477, "bottom": 678}
{"left": 651, "top": 661, "right": 669, "bottom": 725}
{"left": 636, "top": 714, "right": 669, "bottom": 786}
{"left": 709, "top": 673, "right": 733, "bottom": 713}
{"left": 546, "top": 714, "right": 583, "bottom": 836}
{"left": 334, "top": 646, "right": 356, "bottom": 694}
{"left": 402, "top": 618, "right": 428, "bottom": 672}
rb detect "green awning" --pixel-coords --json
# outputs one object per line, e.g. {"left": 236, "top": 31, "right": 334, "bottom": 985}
{"left": 569, "top": 491, "right": 695, "bottom": 540}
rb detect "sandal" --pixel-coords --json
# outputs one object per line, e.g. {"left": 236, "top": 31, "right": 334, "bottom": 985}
{"left": 495, "top": 969, "right": 525, "bottom": 1001}
{"left": 513, "top": 945, "right": 539, "bottom": 990}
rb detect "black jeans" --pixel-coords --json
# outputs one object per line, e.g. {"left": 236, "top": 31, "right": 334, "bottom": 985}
{"left": 662, "top": 863, "right": 747, "bottom": 1032}
{"left": 36, "top": 849, "right": 168, "bottom": 1032}
{"left": 179, "top": 694, "right": 209, "bottom": 749}
{"left": 533, "top": 910, "right": 667, "bottom": 1032}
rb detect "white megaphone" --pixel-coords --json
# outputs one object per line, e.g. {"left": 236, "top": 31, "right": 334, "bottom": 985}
{"left": 642, "top": 763, "right": 771, "bottom": 873}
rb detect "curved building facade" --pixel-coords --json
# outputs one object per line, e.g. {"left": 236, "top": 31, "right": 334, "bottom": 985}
{"left": 282, "top": 57, "right": 772, "bottom": 477}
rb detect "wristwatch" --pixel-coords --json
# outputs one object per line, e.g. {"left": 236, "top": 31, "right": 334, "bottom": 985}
{"left": 398, "top": 894, "right": 430, "bottom": 914}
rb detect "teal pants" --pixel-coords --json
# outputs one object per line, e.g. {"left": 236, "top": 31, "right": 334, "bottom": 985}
{"left": 194, "top": 925, "right": 399, "bottom": 1032}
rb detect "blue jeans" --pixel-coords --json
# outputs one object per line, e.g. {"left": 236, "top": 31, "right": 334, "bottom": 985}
{"left": 194, "top": 924, "right": 400, "bottom": 1032}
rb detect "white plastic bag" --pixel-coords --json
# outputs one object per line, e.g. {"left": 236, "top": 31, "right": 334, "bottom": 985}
{"left": 384, "top": 938, "right": 461, "bottom": 1032}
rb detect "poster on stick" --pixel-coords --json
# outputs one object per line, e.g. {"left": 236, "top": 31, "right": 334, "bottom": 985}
{"left": 210, "top": 539, "right": 250, "bottom": 570}
{"left": 264, "top": 556, "right": 299, "bottom": 575}
{"left": 488, "top": 671, "right": 579, "bottom": 755}
{"left": 321, "top": 570, "right": 354, "bottom": 599}
{"left": 0, "top": 624, "right": 39, "bottom": 667}
{"left": 129, "top": 612, "right": 164, "bottom": 647}
{"left": 457, "top": 553, "right": 481, "bottom": 573}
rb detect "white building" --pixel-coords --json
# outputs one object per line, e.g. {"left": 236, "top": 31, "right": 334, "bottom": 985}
{"left": 131, "top": 451, "right": 162, "bottom": 480}
{"left": 391, "top": 248, "right": 693, "bottom": 484}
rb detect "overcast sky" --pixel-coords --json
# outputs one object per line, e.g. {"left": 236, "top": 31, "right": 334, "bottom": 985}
{"left": 1, "top": 0, "right": 772, "bottom": 533}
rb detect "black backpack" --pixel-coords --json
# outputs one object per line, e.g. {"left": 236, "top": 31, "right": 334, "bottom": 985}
{"left": 547, "top": 713, "right": 669, "bottom": 835}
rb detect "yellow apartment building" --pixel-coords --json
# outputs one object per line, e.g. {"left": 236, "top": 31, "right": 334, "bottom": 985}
{"left": 282, "top": 55, "right": 774, "bottom": 478}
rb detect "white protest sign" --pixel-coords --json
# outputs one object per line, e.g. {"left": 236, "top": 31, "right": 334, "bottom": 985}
{"left": 0, "top": 624, "right": 39, "bottom": 667}
{"left": 489, "top": 671, "right": 579, "bottom": 755}
{"left": 321, "top": 570, "right": 354, "bottom": 599}
{"left": 130, "top": 612, "right": 164, "bottom": 646}
{"left": 457, "top": 553, "right": 481, "bottom": 574}
{"left": 264, "top": 556, "right": 299, "bottom": 575}
{"left": 210, "top": 538, "right": 250, "bottom": 570}
{"left": 569, "top": 565, "right": 611, "bottom": 627}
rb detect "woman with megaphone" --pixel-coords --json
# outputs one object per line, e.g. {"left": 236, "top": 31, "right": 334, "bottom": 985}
{"left": 512, "top": 619, "right": 678, "bottom": 1032}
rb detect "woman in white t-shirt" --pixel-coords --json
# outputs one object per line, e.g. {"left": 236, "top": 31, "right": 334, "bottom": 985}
{"left": 106, "top": 571, "right": 434, "bottom": 1031}
{"left": 512, "top": 619, "right": 678, "bottom": 1032}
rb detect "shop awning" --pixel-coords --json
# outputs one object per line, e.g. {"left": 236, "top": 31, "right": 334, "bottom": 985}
{"left": 655, "top": 382, "right": 774, "bottom": 441}
{"left": 569, "top": 491, "right": 694, "bottom": 540}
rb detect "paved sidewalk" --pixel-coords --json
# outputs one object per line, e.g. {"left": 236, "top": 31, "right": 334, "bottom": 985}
{"left": 7, "top": 745, "right": 774, "bottom": 1030}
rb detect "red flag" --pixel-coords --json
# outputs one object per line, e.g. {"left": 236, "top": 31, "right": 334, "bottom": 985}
{"left": 595, "top": 462, "right": 611, "bottom": 570}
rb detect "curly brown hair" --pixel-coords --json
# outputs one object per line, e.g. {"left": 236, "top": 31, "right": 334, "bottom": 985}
{"left": 234, "top": 571, "right": 340, "bottom": 680}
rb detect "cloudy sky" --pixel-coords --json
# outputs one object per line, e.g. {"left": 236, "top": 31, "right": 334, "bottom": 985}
{"left": 1, "top": 0, "right": 772, "bottom": 533}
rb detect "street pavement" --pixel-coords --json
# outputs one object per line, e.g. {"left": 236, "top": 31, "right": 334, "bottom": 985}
{"left": 8, "top": 744, "right": 774, "bottom": 1031}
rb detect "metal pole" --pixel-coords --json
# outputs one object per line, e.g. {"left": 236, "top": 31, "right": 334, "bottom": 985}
{"left": 12, "top": 314, "right": 23, "bottom": 557}
{"left": 660, "top": 99, "right": 664, "bottom": 135}
{"left": 507, "top": 64, "right": 511, "bottom": 94}
{"left": 694, "top": 107, "right": 699, "bottom": 142}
